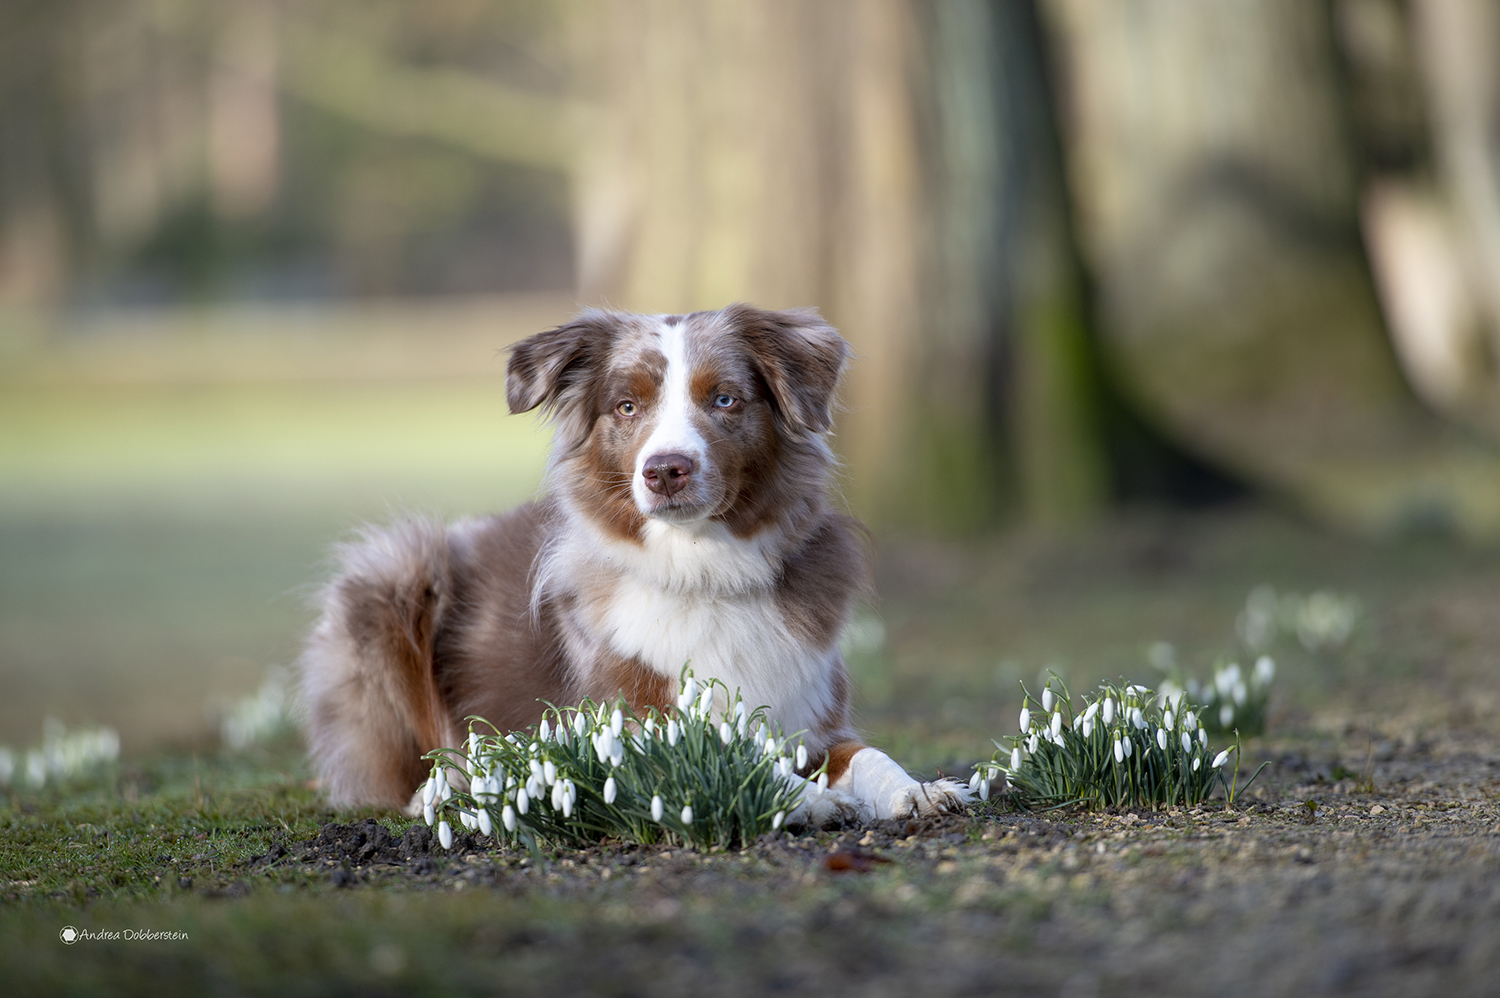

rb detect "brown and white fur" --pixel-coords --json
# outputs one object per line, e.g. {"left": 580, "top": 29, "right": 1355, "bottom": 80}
{"left": 299, "top": 303, "right": 969, "bottom": 826}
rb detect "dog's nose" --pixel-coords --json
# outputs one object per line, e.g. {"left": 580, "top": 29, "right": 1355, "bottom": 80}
{"left": 642, "top": 453, "right": 695, "bottom": 497}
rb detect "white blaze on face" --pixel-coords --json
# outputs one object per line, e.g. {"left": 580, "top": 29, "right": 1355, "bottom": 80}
{"left": 632, "top": 319, "right": 708, "bottom": 515}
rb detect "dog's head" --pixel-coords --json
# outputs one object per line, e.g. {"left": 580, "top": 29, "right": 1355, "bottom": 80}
{"left": 507, "top": 304, "right": 848, "bottom": 540}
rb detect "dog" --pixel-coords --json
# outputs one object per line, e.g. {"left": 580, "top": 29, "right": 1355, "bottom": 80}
{"left": 298, "top": 303, "right": 969, "bottom": 826}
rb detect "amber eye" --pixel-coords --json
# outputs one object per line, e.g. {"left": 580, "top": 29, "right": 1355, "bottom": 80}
{"left": 713, "top": 394, "right": 736, "bottom": 409}
{"left": 616, "top": 400, "right": 637, "bottom": 417}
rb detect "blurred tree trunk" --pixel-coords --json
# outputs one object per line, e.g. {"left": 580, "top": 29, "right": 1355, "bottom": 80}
{"left": 1040, "top": 0, "right": 1500, "bottom": 536}
{"left": 567, "top": 0, "right": 1111, "bottom": 530}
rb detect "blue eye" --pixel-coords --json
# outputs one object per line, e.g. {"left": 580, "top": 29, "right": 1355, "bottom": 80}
{"left": 713, "top": 395, "right": 736, "bottom": 409}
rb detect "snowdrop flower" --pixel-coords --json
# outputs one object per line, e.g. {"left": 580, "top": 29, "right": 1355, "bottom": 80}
{"left": 719, "top": 721, "right": 733, "bottom": 745}
{"left": 530, "top": 759, "right": 545, "bottom": 782}
{"left": 969, "top": 770, "right": 982, "bottom": 792}
{"left": 422, "top": 776, "right": 438, "bottom": 808}
{"left": 573, "top": 712, "right": 587, "bottom": 739}
{"left": 817, "top": 772, "right": 829, "bottom": 791}
{"left": 681, "top": 804, "right": 694, "bottom": 826}
{"left": 1182, "top": 731, "right": 1193, "bottom": 753}
{"left": 502, "top": 804, "right": 517, "bottom": 832}
{"left": 1113, "top": 738, "right": 1124, "bottom": 763}
{"left": 698, "top": 685, "right": 715, "bottom": 718}
{"left": 1010, "top": 747, "right": 1022, "bottom": 771}
{"left": 979, "top": 778, "right": 990, "bottom": 801}
{"left": 1199, "top": 727, "right": 1208, "bottom": 746}
{"left": 593, "top": 732, "right": 612, "bottom": 765}
{"left": 538, "top": 718, "right": 551, "bottom": 742}
{"left": 1042, "top": 688, "right": 1054, "bottom": 711}
{"left": 516, "top": 786, "right": 530, "bottom": 815}
{"left": 678, "top": 677, "right": 698, "bottom": 712}
{"left": 609, "top": 739, "right": 624, "bottom": 767}
{"left": 1050, "top": 712, "right": 1063, "bottom": 738}
{"left": 551, "top": 780, "right": 565, "bottom": 811}
{"left": 423, "top": 799, "right": 435, "bottom": 827}
{"left": 1157, "top": 729, "right": 1168, "bottom": 751}
{"left": 1220, "top": 704, "right": 1235, "bottom": 727}
{"left": 604, "top": 776, "right": 618, "bottom": 805}
{"left": 437, "top": 820, "right": 453, "bottom": 850}
{"left": 1130, "top": 707, "right": 1146, "bottom": 730}
{"left": 667, "top": 719, "right": 681, "bottom": 747}
{"left": 477, "top": 807, "right": 493, "bottom": 836}
{"left": 1027, "top": 733, "right": 1040, "bottom": 754}
{"left": 772, "top": 810, "right": 785, "bottom": 830}
{"left": 796, "top": 743, "right": 809, "bottom": 770}
{"left": 643, "top": 716, "right": 657, "bottom": 740}
{"left": 651, "top": 795, "right": 665, "bottom": 822}
{"left": 1212, "top": 749, "right": 1231, "bottom": 768}
{"left": 1163, "top": 710, "right": 1175, "bottom": 731}
{"left": 1183, "top": 711, "right": 1196, "bottom": 730}
{"left": 1193, "top": 756, "right": 1201, "bottom": 771}
{"left": 1122, "top": 736, "right": 1133, "bottom": 758}
{"left": 1019, "top": 707, "right": 1031, "bottom": 731}
{"left": 611, "top": 708, "right": 624, "bottom": 737}
{"left": 1254, "top": 655, "right": 1275, "bottom": 685}
{"left": 1082, "top": 702, "right": 1100, "bottom": 722}
{"left": 543, "top": 760, "right": 557, "bottom": 786}
{"left": 560, "top": 791, "right": 573, "bottom": 819}
{"left": 1232, "top": 681, "right": 1247, "bottom": 706}
{"left": 1081, "top": 717, "right": 1094, "bottom": 738}
{"left": 1102, "top": 698, "right": 1116, "bottom": 725}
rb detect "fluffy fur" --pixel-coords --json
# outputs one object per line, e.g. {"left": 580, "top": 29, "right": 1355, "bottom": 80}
{"left": 299, "top": 303, "right": 968, "bottom": 824}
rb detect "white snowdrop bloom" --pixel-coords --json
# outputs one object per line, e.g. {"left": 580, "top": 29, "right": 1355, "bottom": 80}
{"left": 652, "top": 795, "right": 665, "bottom": 822}
{"left": 1213, "top": 750, "right": 1231, "bottom": 768}
{"left": 437, "top": 821, "right": 453, "bottom": 850}
{"left": 777, "top": 757, "right": 791, "bottom": 778}
{"left": 667, "top": 720, "right": 681, "bottom": 747}
{"left": 1163, "top": 711, "right": 1175, "bottom": 731}
{"left": 603, "top": 776, "right": 617, "bottom": 805}
{"left": 1050, "top": 712, "right": 1063, "bottom": 738}
{"left": 1157, "top": 729, "right": 1168, "bottom": 751}
{"left": 1010, "top": 747, "right": 1023, "bottom": 771}
{"left": 1199, "top": 727, "right": 1208, "bottom": 746}
{"left": 1083, "top": 702, "right": 1100, "bottom": 722}
{"left": 530, "top": 759, "right": 544, "bottom": 782}
{"left": 720, "top": 721, "right": 733, "bottom": 745}
{"left": 516, "top": 786, "right": 530, "bottom": 815}
{"left": 593, "top": 732, "right": 611, "bottom": 765}
{"left": 796, "top": 743, "right": 809, "bottom": 770}
{"left": 538, "top": 718, "right": 551, "bottom": 742}
{"left": 477, "top": 807, "right": 493, "bottom": 837}
{"left": 1103, "top": 699, "right": 1116, "bottom": 725}
{"left": 460, "top": 810, "right": 476, "bottom": 831}
{"left": 1113, "top": 738, "right": 1124, "bottom": 763}
{"left": 1183, "top": 711, "right": 1196, "bottom": 729}
{"left": 1122, "top": 736, "right": 1133, "bottom": 758}
{"left": 1027, "top": 734, "right": 1040, "bottom": 754}
{"left": 1042, "top": 689, "right": 1054, "bottom": 711}
{"left": 643, "top": 717, "right": 657, "bottom": 740}
{"left": 561, "top": 793, "right": 573, "bottom": 819}
{"left": 698, "top": 685, "right": 715, "bottom": 718}
{"left": 543, "top": 760, "right": 557, "bottom": 786}
{"left": 1127, "top": 684, "right": 1148, "bottom": 696}
{"left": 681, "top": 676, "right": 699, "bottom": 707}
{"left": 435, "top": 767, "right": 448, "bottom": 797}
{"left": 970, "top": 771, "right": 982, "bottom": 792}
{"left": 736, "top": 712, "right": 748, "bottom": 737}
{"left": 468, "top": 729, "right": 481, "bottom": 760}
{"left": 506, "top": 774, "right": 515, "bottom": 790}
{"left": 1081, "top": 717, "right": 1094, "bottom": 739}
{"left": 817, "top": 772, "right": 829, "bottom": 791}
{"left": 611, "top": 709, "right": 624, "bottom": 737}
{"left": 573, "top": 712, "right": 587, "bottom": 739}
{"left": 609, "top": 739, "right": 625, "bottom": 767}
{"left": 1254, "top": 656, "right": 1276, "bottom": 685}
{"left": 1232, "top": 681, "right": 1247, "bottom": 706}
{"left": 1193, "top": 756, "right": 1201, "bottom": 772}
{"left": 979, "top": 778, "right": 991, "bottom": 801}
{"left": 423, "top": 800, "right": 435, "bottom": 827}
{"left": 735, "top": 700, "right": 747, "bottom": 723}
{"left": 502, "top": 805, "right": 517, "bottom": 832}
{"left": 1019, "top": 707, "right": 1031, "bottom": 732}
{"left": 551, "top": 780, "right": 565, "bottom": 810}
{"left": 681, "top": 804, "right": 694, "bottom": 825}
{"left": 1220, "top": 704, "right": 1235, "bottom": 727}
{"left": 1130, "top": 707, "right": 1146, "bottom": 730}
{"left": 1182, "top": 731, "right": 1193, "bottom": 753}
{"left": 422, "top": 777, "right": 438, "bottom": 808}
{"left": 772, "top": 810, "right": 785, "bottom": 830}
{"left": 527, "top": 775, "right": 544, "bottom": 801}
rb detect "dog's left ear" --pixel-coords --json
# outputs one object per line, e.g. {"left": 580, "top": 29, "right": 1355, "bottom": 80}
{"left": 727, "top": 304, "right": 850, "bottom": 434}
{"left": 506, "top": 311, "right": 616, "bottom": 416}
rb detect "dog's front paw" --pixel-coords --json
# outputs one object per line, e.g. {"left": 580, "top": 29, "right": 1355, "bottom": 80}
{"left": 882, "top": 778, "right": 973, "bottom": 819}
{"left": 787, "top": 785, "right": 868, "bottom": 829}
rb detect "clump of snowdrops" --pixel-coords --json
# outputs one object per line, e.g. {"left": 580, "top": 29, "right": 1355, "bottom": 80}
{"left": 982, "top": 677, "right": 1265, "bottom": 810}
{"left": 419, "top": 672, "right": 811, "bottom": 852}
{"left": 0, "top": 718, "right": 120, "bottom": 789}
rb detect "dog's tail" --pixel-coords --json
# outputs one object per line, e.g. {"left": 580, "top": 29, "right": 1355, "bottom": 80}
{"left": 299, "top": 519, "right": 456, "bottom": 812}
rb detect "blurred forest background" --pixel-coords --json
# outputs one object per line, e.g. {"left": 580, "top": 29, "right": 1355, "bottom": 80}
{"left": 3, "top": 0, "right": 1500, "bottom": 756}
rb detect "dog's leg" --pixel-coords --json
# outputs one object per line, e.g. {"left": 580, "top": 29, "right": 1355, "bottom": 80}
{"left": 828, "top": 744, "right": 972, "bottom": 820}
{"left": 300, "top": 521, "right": 456, "bottom": 812}
{"left": 782, "top": 772, "right": 867, "bottom": 829}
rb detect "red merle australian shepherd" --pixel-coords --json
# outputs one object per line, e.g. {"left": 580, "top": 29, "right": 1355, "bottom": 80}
{"left": 299, "top": 303, "right": 969, "bottom": 826}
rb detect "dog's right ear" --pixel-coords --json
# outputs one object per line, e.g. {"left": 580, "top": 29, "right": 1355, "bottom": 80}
{"left": 506, "top": 312, "right": 616, "bottom": 416}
